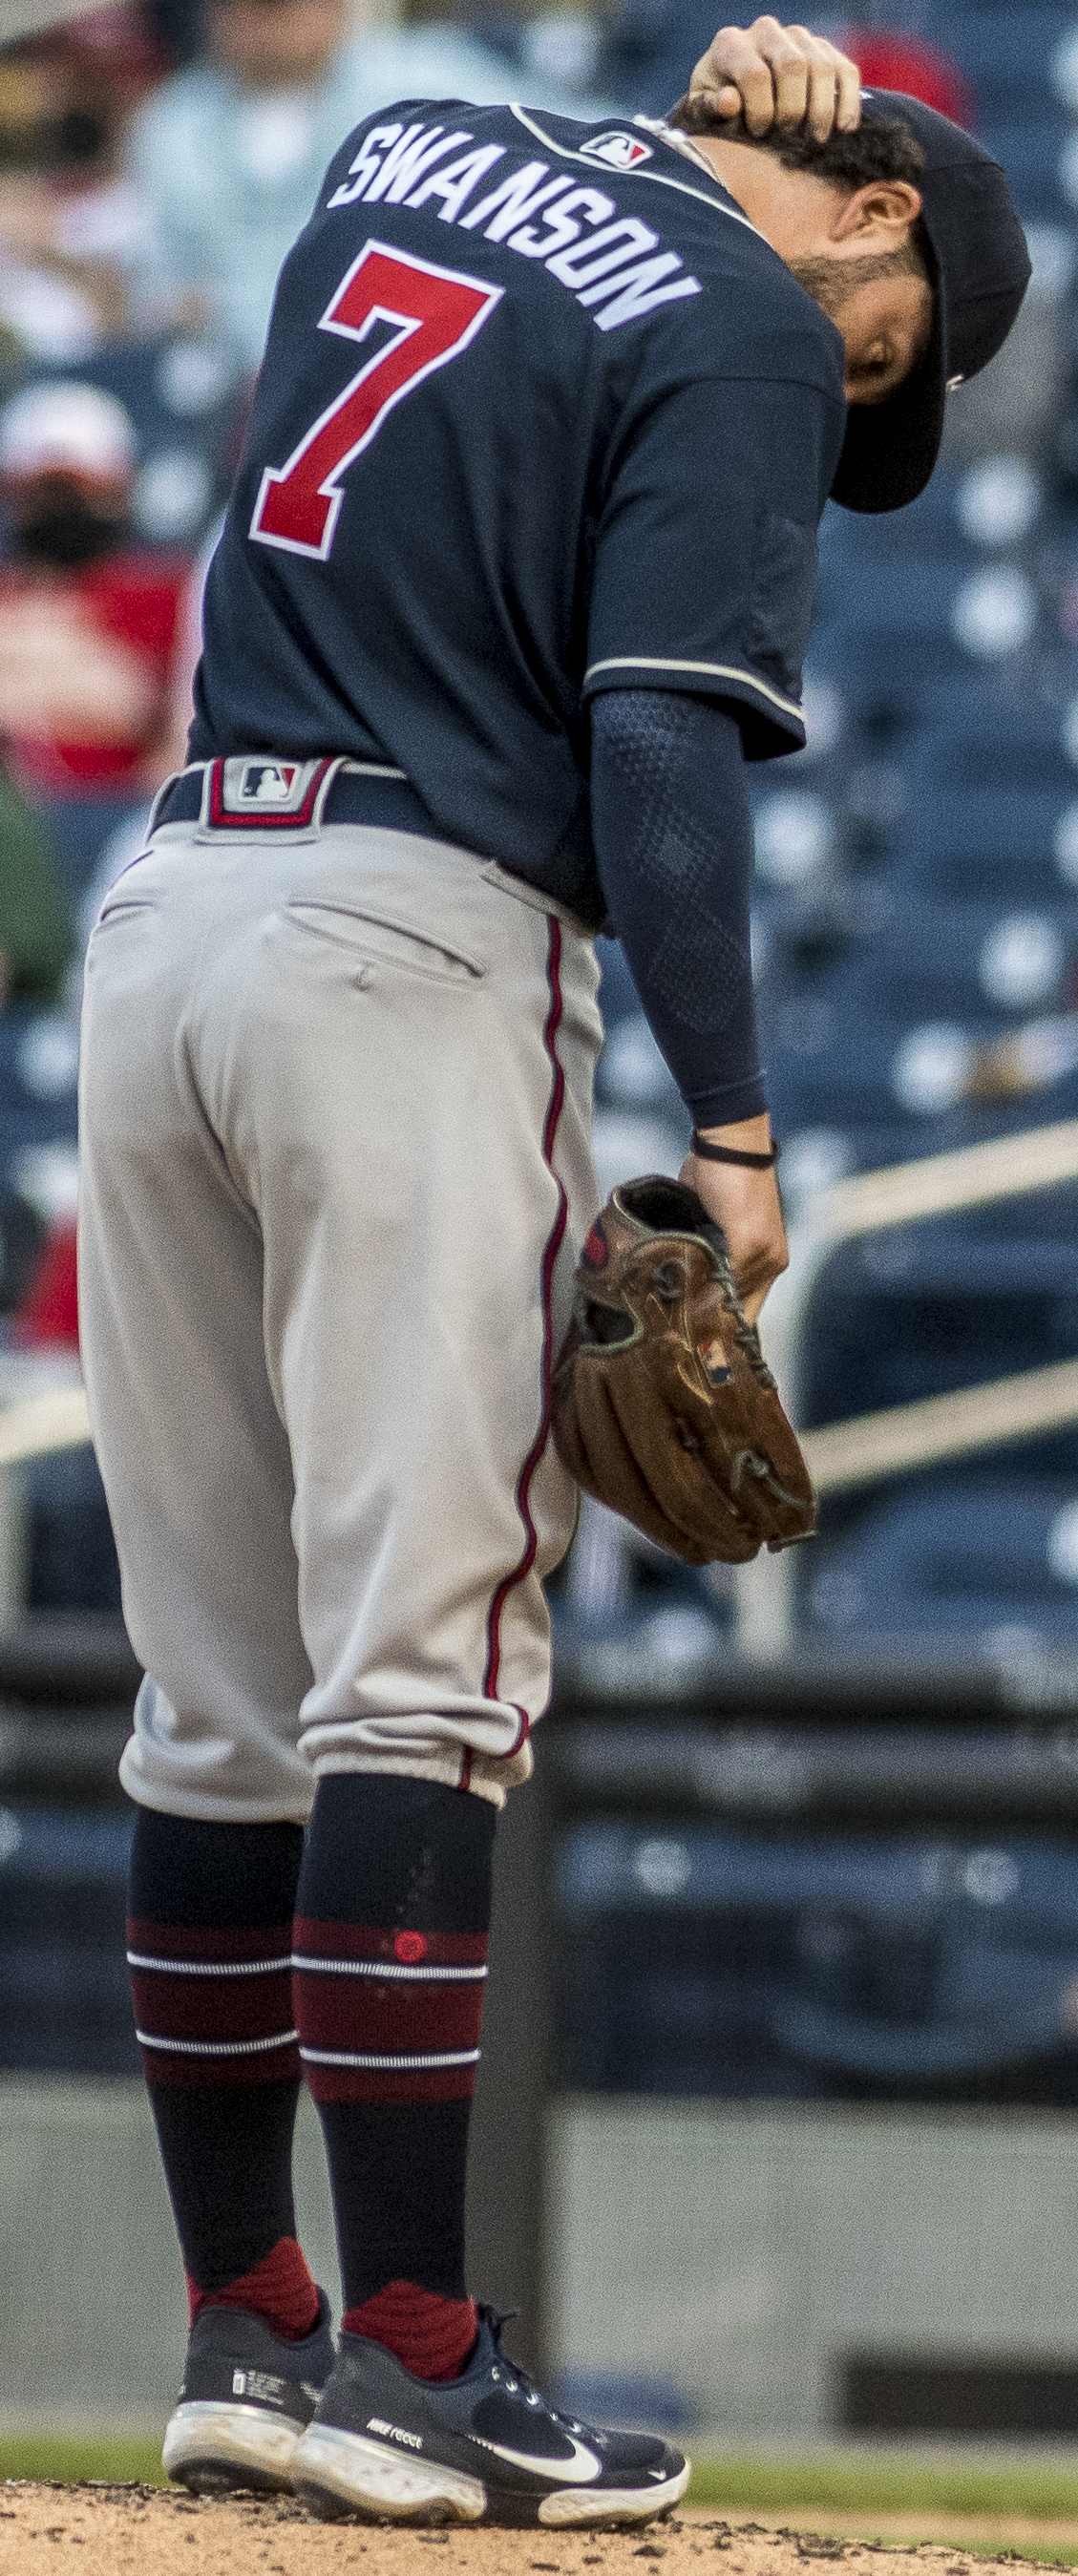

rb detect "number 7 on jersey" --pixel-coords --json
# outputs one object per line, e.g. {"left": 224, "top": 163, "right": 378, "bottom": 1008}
{"left": 250, "top": 242, "right": 503, "bottom": 561}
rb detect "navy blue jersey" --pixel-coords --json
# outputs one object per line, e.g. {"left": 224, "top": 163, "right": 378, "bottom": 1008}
{"left": 191, "top": 100, "right": 847, "bottom": 923}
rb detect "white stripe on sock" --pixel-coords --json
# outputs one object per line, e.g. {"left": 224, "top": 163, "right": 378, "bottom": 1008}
{"left": 128, "top": 1953, "right": 291, "bottom": 1976}
{"left": 136, "top": 2028, "right": 298, "bottom": 2056}
{"left": 298, "top": 2046, "right": 481, "bottom": 2071}
{"left": 290, "top": 1955, "right": 486, "bottom": 1981}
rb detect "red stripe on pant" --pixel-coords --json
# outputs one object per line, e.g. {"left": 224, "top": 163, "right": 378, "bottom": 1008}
{"left": 484, "top": 916, "right": 567, "bottom": 1711}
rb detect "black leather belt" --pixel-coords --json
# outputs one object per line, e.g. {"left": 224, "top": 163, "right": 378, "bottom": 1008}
{"left": 154, "top": 758, "right": 436, "bottom": 841}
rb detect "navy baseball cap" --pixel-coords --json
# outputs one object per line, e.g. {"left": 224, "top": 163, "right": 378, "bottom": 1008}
{"left": 832, "top": 88, "right": 1031, "bottom": 513}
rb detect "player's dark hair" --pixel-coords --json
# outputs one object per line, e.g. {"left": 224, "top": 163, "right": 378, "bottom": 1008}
{"left": 666, "top": 93, "right": 924, "bottom": 191}
{"left": 666, "top": 95, "right": 931, "bottom": 289}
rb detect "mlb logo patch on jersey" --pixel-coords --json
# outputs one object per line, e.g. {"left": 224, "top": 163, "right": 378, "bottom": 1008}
{"left": 580, "top": 130, "right": 654, "bottom": 171}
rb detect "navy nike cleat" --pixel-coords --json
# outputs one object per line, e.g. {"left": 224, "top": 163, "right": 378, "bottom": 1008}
{"left": 162, "top": 2293, "right": 336, "bottom": 2494}
{"left": 292, "top": 2308, "right": 690, "bottom": 2526}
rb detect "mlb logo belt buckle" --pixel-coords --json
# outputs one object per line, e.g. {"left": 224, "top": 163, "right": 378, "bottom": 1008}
{"left": 199, "top": 754, "right": 345, "bottom": 834}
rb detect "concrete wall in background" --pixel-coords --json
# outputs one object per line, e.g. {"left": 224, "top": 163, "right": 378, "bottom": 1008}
{"left": 547, "top": 2101, "right": 1078, "bottom": 2438}
{"left": 0, "top": 2079, "right": 341, "bottom": 2428}
{"left": 6, "top": 2082, "right": 1078, "bottom": 2434}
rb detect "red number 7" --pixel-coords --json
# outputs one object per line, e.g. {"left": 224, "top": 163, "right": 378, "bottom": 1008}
{"left": 250, "top": 241, "right": 502, "bottom": 561}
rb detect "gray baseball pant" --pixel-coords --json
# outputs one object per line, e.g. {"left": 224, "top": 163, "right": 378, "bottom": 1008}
{"left": 76, "top": 813, "right": 601, "bottom": 1819}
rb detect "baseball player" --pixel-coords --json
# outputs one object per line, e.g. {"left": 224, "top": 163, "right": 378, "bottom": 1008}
{"left": 76, "top": 15, "right": 1029, "bottom": 2528}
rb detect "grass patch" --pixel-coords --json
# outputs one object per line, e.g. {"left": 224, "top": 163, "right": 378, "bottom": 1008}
{"left": 686, "top": 2460, "right": 1078, "bottom": 2521}
{"left": 0, "top": 2434, "right": 167, "bottom": 2487}
{"left": 5, "top": 2439, "right": 1078, "bottom": 2544}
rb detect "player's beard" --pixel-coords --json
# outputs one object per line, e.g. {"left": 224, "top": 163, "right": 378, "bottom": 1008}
{"left": 788, "top": 247, "right": 920, "bottom": 325}
{"left": 787, "top": 255, "right": 856, "bottom": 323}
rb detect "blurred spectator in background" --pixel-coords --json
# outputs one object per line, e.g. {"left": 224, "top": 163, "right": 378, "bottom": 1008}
{"left": 833, "top": 28, "right": 972, "bottom": 128}
{"left": 0, "top": 378, "right": 188, "bottom": 896}
{"left": 0, "top": 766, "right": 72, "bottom": 1009}
{"left": 0, "top": 8, "right": 163, "bottom": 363}
{"left": 126, "top": 0, "right": 599, "bottom": 370}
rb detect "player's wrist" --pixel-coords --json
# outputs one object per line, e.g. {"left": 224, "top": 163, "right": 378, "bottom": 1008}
{"left": 691, "top": 1109, "right": 775, "bottom": 1157}
{"left": 681, "top": 1117, "right": 787, "bottom": 1323}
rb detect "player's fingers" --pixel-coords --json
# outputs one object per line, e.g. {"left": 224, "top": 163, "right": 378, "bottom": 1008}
{"left": 689, "top": 20, "right": 862, "bottom": 139}
{"left": 760, "top": 23, "right": 816, "bottom": 131}
{"left": 831, "top": 40, "right": 863, "bottom": 131}
{"left": 679, "top": 1153, "right": 789, "bottom": 1323}
{"left": 803, "top": 35, "right": 863, "bottom": 137}
{"left": 688, "top": 24, "right": 790, "bottom": 137}
{"left": 737, "top": 1251, "right": 788, "bottom": 1325}
{"left": 803, "top": 52, "right": 842, "bottom": 141}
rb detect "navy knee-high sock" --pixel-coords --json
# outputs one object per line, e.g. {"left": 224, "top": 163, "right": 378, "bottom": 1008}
{"left": 127, "top": 1808, "right": 319, "bottom": 2339}
{"left": 293, "top": 1775, "right": 496, "bottom": 2381}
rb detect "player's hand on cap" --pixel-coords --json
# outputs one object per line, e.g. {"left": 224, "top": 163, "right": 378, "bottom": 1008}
{"left": 680, "top": 1115, "right": 789, "bottom": 1325}
{"left": 688, "top": 17, "right": 862, "bottom": 140}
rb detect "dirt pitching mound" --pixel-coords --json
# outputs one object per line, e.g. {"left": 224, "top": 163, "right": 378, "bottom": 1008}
{"left": 0, "top": 2492, "right": 1069, "bottom": 2576}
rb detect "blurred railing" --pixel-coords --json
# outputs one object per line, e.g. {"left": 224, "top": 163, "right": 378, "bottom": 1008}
{"left": 735, "top": 1115, "right": 1078, "bottom": 1657}
{"left": 9, "top": 1119, "right": 1078, "bottom": 1649}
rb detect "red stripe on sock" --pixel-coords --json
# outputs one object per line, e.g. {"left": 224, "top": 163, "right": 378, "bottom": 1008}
{"left": 187, "top": 2234, "right": 319, "bottom": 2341}
{"left": 127, "top": 1914, "right": 299, "bottom": 2088}
{"left": 141, "top": 2041, "right": 301, "bottom": 2088}
{"left": 344, "top": 2280, "right": 476, "bottom": 2381}
{"left": 292, "top": 1921, "right": 487, "bottom": 1966}
{"left": 130, "top": 1968, "right": 294, "bottom": 2045}
{"left": 127, "top": 1919, "right": 293, "bottom": 1965}
{"left": 294, "top": 1917, "right": 487, "bottom": 2106}
{"left": 293, "top": 1974, "right": 483, "bottom": 2060}
{"left": 302, "top": 2059, "right": 479, "bottom": 2106}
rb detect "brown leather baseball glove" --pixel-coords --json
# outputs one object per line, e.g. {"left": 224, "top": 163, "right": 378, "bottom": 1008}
{"left": 550, "top": 1175, "right": 815, "bottom": 1566}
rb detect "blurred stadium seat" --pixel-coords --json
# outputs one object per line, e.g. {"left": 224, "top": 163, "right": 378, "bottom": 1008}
{"left": 805, "top": 1466, "right": 1078, "bottom": 1643}
{"left": 556, "top": 1815, "right": 1078, "bottom": 2100}
{"left": 0, "top": 1802, "right": 136, "bottom": 2075}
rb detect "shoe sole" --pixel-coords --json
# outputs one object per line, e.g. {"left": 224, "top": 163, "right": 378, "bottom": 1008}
{"left": 295, "top": 2427, "right": 486, "bottom": 2523}
{"left": 294, "top": 2426, "right": 691, "bottom": 2527}
{"left": 163, "top": 2401, "right": 308, "bottom": 2496}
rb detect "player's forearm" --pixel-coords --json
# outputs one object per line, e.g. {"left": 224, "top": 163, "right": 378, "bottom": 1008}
{"left": 589, "top": 686, "right": 767, "bottom": 1129}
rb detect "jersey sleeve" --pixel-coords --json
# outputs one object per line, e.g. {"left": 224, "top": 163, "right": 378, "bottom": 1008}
{"left": 584, "top": 367, "right": 846, "bottom": 756}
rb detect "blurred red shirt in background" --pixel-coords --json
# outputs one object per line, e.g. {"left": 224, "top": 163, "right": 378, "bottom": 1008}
{"left": 838, "top": 29, "right": 975, "bottom": 129}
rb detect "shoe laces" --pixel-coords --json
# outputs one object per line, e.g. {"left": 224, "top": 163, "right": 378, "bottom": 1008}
{"left": 479, "top": 2308, "right": 588, "bottom": 2439}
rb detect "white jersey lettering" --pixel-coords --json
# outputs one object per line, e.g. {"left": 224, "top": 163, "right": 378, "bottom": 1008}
{"left": 327, "top": 123, "right": 405, "bottom": 209}
{"left": 590, "top": 257, "right": 702, "bottom": 327}
{"left": 406, "top": 143, "right": 506, "bottom": 222}
{"left": 364, "top": 125, "right": 470, "bottom": 205}
{"left": 328, "top": 130, "right": 703, "bottom": 334}
{"left": 515, "top": 183, "right": 613, "bottom": 262}
{"left": 546, "top": 216, "right": 660, "bottom": 288}
{"left": 459, "top": 161, "right": 567, "bottom": 238}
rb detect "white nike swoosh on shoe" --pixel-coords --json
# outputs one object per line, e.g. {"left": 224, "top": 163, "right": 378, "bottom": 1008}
{"left": 474, "top": 2435, "right": 603, "bottom": 2484}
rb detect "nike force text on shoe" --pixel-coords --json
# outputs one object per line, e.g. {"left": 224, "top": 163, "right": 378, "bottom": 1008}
{"left": 162, "top": 2293, "right": 336, "bottom": 2494}
{"left": 293, "top": 2309, "right": 690, "bottom": 2527}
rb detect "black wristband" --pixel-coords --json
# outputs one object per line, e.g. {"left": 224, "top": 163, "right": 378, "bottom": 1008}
{"left": 690, "top": 1130, "right": 779, "bottom": 1169}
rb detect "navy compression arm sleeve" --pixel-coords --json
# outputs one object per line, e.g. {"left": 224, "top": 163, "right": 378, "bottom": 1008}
{"left": 589, "top": 688, "right": 766, "bottom": 1128}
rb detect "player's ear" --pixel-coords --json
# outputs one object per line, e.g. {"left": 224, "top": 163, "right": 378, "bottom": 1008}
{"left": 830, "top": 179, "right": 922, "bottom": 245}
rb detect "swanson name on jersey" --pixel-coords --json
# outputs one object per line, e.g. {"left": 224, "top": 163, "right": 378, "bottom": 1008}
{"left": 325, "top": 118, "right": 703, "bottom": 333}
